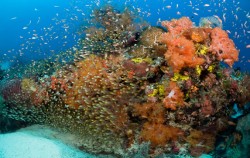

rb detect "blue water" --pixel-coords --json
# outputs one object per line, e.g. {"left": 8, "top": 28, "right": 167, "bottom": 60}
{"left": 0, "top": 0, "right": 249, "bottom": 69}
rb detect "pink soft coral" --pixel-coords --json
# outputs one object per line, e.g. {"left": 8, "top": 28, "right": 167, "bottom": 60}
{"left": 161, "top": 17, "right": 193, "bottom": 36}
{"left": 209, "top": 27, "right": 239, "bottom": 67}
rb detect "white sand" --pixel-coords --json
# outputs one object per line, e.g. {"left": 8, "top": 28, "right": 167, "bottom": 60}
{"left": 0, "top": 125, "right": 97, "bottom": 158}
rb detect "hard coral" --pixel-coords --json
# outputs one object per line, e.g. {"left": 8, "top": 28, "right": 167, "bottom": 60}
{"left": 209, "top": 27, "right": 239, "bottom": 67}
{"left": 21, "top": 78, "right": 37, "bottom": 93}
{"left": 200, "top": 95, "right": 215, "bottom": 117}
{"left": 0, "top": 79, "right": 23, "bottom": 104}
{"left": 123, "top": 60, "right": 149, "bottom": 78}
{"left": 186, "top": 130, "right": 216, "bottom": 157}
{"left": 237, "top": 75, "right": 250, "bottom": 105}
{"left": 163, "top": 81, "right": 184, "bottom": 110}
{"left": 138, "top": 27, "right": 166, "bottom": 57}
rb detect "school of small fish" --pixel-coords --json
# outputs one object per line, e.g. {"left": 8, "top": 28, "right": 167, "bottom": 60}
{"left": 4, "top": 0, "right": 250, "bottom": 66}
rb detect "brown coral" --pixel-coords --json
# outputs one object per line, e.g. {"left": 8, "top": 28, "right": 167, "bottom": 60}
{"left": 133, "top": 102, "right": 165, "bottom": 124}
{"left": 186, "top": 130, "right": 216, "bottom": 157}
{"left": 200, "top": 96, "right": 215, "bottom": 117}
{"left": 140, "top": 122, "right": 183, "bottom": 147}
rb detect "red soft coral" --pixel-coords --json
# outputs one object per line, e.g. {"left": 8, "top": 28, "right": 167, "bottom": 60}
{"left": 209, "top": 27, "right": 239, "bottom": 67}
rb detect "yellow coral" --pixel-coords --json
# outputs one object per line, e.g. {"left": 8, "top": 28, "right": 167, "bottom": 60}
{"left": 148, "top": 89, "right": 158, "bottom": 97}
{"left": 131, "top": 57, "right": 153, "bottom": 64}
{"left": 147, "top": 84, "right": 165, "bottom": 98}
{"left": 196, "top": 44, "right": 208, "bottom": 55}
{"left": 196, "top": 65, "right": 202, "bottom": 76}
{"left": 200, "top": 46, "right": 208, "bottom": 55}
{"left": 208, "top": 65, "right": 215, "bottom": 72}
{"left": 21, "top": 78, "right": 37, "bottom": 92}
{"left": 157, "top": 84, "right": 165, "bottom": 97}
{"left": 171, "top": 73, "right": 190, "bottom": 82}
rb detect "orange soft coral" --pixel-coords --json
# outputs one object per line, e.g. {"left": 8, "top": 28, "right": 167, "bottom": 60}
{"left": 209, "top": 27, "right": 239, "bottom": 67}
{"left": 63, "top": 55, "right": 110, "bottom": 109}
{"left": 161, "top": 34, "right": 204, "bottom": 72}
{"left": 183, "top": 28, "right": 212, "bottom": 43}
{"left": 163, "top": 81, "right": 184, "bottom": 110}
{"left": 133, "top": 102, "right": 165, "bottom": 124}
{"left": 140, "top": 122, "right": 183, "bottom": 147}
{"left": 61, "top": 55, "right": 137, "bottom": 138}
{"left": 161, "top": 17, "right": 193, "bottom": 36}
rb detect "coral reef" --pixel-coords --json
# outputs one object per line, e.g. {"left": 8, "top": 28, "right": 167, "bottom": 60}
{"left": 0, "top": 10, "right": 249, "bottom": 158}
{"left": 80, "top": 6, "right": 147, "bottom": 57}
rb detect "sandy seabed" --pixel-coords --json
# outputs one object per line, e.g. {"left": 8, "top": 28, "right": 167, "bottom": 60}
{"left": 0, "top": 125, "right": 96, "bottom": 158}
